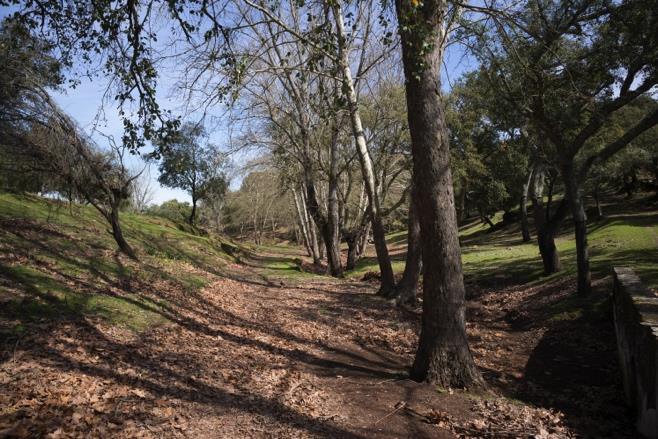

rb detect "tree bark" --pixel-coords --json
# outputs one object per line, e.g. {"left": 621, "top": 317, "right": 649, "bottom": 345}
{"left": 622, "top": 172, "right": 637, "bottom": 199}
{"left": 562, "top": 164, "right": 591, "bottom": 296}
{"left": 189, "top": 197, "right": 197, "bottom": 225}
{"left": 393, "top": 196, "right": 422, "bottom": 305}
{"left": 326, "top": 123, "right": 344, "bottom": 277}
{"left": 520, "top": 168, "right": 532, "bottom": 242}
{"left": 300, "top": 186, "right": 322, "bottom": 265}
{"left": 396, "top": 0, "right": 483, "bottom": 389}
{"left": 305, "top": 173, "right": 342, "bottom": 276}
{"left": 537, "top": 225, "right": 561, "bottom": 273}
{"left": 594, "top": 188, "right": 604, "bottom": 218}
{"left": 530, "top": 169, "right": 564, "bottom": 274}
{"left": 653, "top": 158, "right": 658, "bottom": 197}
{"left": 293, "top": 188, "right": 314, "bottom": 259}
{"left": 480, "top": 211, "right": 495, "bottom": 229}
{"left": 357, "top": 221, "right": 370, "bottom": 259}
{"left": 331, "top": 1, "right": 395, "bottom": 294}
{"left": 345, "top": 212, "right": 370, "bottom": 271}
{"left": 109, "top": 205, "right": 137, "bottom": 260}
{"left": 458, "top": 179, "right": 467, "bottom": 223}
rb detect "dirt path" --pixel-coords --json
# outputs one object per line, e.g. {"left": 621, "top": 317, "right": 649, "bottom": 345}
{"left": 0, "top": 248, "right": 635, "bottom": 438}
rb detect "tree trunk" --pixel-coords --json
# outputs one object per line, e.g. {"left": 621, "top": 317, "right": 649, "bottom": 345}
{"left": 305, "top": 174, "right": 342, "bottom": 276}
{"left": 529, "top": 167, "right": 565, "bottom": 274}
{"left": 623, "top": 172, "right": 637, "bottom": 199}
{"left": 520, "top": 168, "right": 532, "bottom": 242}
{"left": 332, "top": 1, "right": 395, "bottom": 294}
{"left": 326, "top": 123, "right": 344, "bottom": 277}
{"left": 562, "top": 164, "right": 591, "bottom": 296}
{"left": 320, "top": 224, "right": 343, "bottom": 277}
{"left": 109, "top": 205, "right": 137, "bottom": 260}
{"left": 345, "top": 214, "right": 369, "bottom": 271}
{"left": 356, "top": 221, "right": 370, "bottom": 259}
{"left": 480, "top": 211, "right": 495, "bottom": 229}
{"left": 293, "top": 188, "right": 314, "bottom": 258}
{"left": 458, "top": 179, "right": 467, "bottom": 223}
{"left": 594, "top": 188, "right": 604, "bottom": 218}
{"left": 345, "top": 232, "right": 359, "bottom": 271}
{"left": 309, "top": 220, "right": 322, "bottom": 263}
{"left": 396, "top": 0, "right": 483, "bottom": 389}
{"left": 300, "top": 187, "right": 322, "bottom": 265}
{"left": 394, "top": 196, "right": 422, "bottom": 305}
{"left": 318, "top": 231, "right": 326, "bottom": 261}
{"left": 653, "top": 158, "right": 658, "bottom": 197}
{"left": 537, "top": 226, "right": 561, "bottom": 274}
{"left": 189, "top": 197, "right": 197, "bottom": 225}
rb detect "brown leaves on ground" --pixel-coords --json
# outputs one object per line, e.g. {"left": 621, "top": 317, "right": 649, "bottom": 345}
{"left": 418, "top": 399, "right": 569, "bottom": 438}
{"left": 0, "top": 247, "right": 635, "bottom": 438}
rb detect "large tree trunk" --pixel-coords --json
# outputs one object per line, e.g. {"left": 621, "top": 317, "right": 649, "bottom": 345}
{"left": 345, "top": 213, "right": 370, "bottom": 271}
{"left": 536, "top": 225, "right": 561, "bottom": 274}
{"left": 109, "top": 205, "right": 137, "bottom": 260}
{"left": 520, "top": 168, "right": 533, "bottom": 242}
{"left": 305, "top": 173, "right": 342, "bottom": 276}
{"left": 396, "top": 0, "right": 483, "bottom": 389}
{"left": 529, "top": 167, "right": 564, "bottom": 274}
{"left": 393, "top": 196, "right": 422, "bottom": 305}
{"left": 331, "top": 1, "right": 395, "bottom": 294}
{"left": 562, "top": 164, "right": 591, "bottom": 296}
{"left": 326, "top": 124, "right": 344, "bottom": 277}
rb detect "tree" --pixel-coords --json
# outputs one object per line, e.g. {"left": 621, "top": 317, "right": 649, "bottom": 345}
{"left": 130, "top": 166, "right": 155, "bottom": 213}
{"left": 0, "top": 18, "right": 139, "bottom": 259}
{"left": 585, "top": 97, "right": 658, "bottom": 207}
{"left": 147, "top": 200, "right": 193, "bottom": 224}
{"left": 223, "top": 168, "right": 295, "bottom": 245}
{"left": 396, "top": 0, "right": 483, "bottom": 388}
{"left": 330, "top": 0, "right": 397, "bottom": 293}
{"left": 393, "top": 189, "right": 421, "bottom": 305}
{"left": 473, "top": 0, "right": 658, "bottom": 295}
{"left": 155, "top": 123, "right": 228, "bottom": 225}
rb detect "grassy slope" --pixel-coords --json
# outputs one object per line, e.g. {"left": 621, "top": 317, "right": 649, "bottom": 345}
{"left": 0, "top": 192, "right": 236, "bottom": 334}
{"left": 348, "top": 195, "right": 658, "bottom": 290}
{"left": 2, "top": 192, "right": 656, "bottom": 338}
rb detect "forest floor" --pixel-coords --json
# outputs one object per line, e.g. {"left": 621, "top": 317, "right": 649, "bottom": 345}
{"left": 1, "top": 192, "right": 654, "bottom": 438}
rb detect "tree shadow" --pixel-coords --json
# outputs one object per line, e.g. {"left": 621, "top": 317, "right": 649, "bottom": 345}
{"left": 9, "top": 318, "right": 365, "bottom": 438}
{"left": 467, "top": 271, "right": 635, "bottom": 438}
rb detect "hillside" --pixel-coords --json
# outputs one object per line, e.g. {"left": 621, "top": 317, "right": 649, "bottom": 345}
{"left": 0, "top": 192, "right": 238, "bottom": 334}
{"left": 350, "top": 194, "right": 658, "bottom": 291}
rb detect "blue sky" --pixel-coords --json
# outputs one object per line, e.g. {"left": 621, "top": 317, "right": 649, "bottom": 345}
{"left": 52, "top": 79, "right": 195, "bottom": 205}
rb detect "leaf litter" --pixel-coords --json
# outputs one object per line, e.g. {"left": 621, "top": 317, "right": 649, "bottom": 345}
{"left": 0, "top": 246, "right": 636, "bottom": 438}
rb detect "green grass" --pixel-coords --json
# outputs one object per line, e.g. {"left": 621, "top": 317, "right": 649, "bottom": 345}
{"left": 0, "top": 192, "right": 236, "bottom": 334}
{"left": 458, "top": 210, "right": 658, "bottom": 289}
{"left": 259, "top": 256, "right": 320, "bottom": 280}
{"left": 347, "top": 258, "right": 406, "bottom": 280}
{"left": 344, "top": 195, "right": 658, "bottom": 290}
